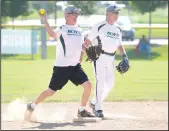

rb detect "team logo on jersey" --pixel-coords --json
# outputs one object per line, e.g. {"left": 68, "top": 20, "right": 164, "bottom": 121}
{"left": 106, "top": 32, "right": 119, "bottom": 39}
{"left": 67, "top": 30, "right": 81, "bottom": 36}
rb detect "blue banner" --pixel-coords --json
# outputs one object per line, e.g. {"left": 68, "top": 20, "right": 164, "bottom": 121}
{"left": 1, "top": 29, "right": 38, "bottom": 54}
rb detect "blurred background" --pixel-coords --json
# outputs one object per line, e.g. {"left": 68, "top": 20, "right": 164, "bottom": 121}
{"left": 1, "top": 1, "right": 168, "bottom": 103}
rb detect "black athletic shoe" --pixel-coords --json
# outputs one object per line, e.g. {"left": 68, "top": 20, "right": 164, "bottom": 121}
{"left": 93, "top": 110, "right": 104, "bottom": 118}
{"left": 77, "top": 109, "right": 95, "bottom": 117}
{"left": 24, "top": 103, "right": 34, "bottom": 121}
{"left": 27, "top": 103, "right": 34, "bottom": 112}
{"left": 89, "top": 102, "right": 104, "bottom": 118}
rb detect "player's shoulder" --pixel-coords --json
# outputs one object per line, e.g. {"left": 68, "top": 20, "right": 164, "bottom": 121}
{"left": 96, "top": 21, "right": 106, "bottom": 26}
{"left": 54, "top": 25, "right": 64, "bottom": 33}
{"left": 114, "top": 23, "right": 122, "bottom": 32}
{"left": 95, "top": 21, "right": 107, "bottom": 27}
{"left": 58, "top": 25, "right": 65, "bottom": 30}
{"left": 92, "top": 21, "right": 107, "bottom": 31}
{"left": 77, "top": 24, "right": 83, "bottom": 30}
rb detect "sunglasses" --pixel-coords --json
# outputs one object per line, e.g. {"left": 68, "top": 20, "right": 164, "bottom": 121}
{"left": 112, "top": 11, "right": 119, "bottom": 15}
{"left": 67, "top": 13, "right": 79, "bottom": 15}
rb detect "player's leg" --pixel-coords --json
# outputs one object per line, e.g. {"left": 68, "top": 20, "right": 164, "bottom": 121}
{"left": 146, "top": 45, "right": 151, "bottom": 58}
{"left": 79, "top": 81, "right": 95, "bottom": 117}
{"left": 25, "top": 66, "right": 69, "bottom": 120}
{"left": 26, "top": 87, "right": 56, "bottom": 121}
{"left": 70, "top": 64, "right": 94, "bottom": 117}
{"left": 101, "top": 61, "right": 115, "bottom": 102}
{"left": 27, "top": 88, "right": 56, "bottom": 111}
{"left": 90, "top": 59, "right": 106, "bottom": 117}
{"left": 138, "top": 44, "right": 144, "bottom": 53}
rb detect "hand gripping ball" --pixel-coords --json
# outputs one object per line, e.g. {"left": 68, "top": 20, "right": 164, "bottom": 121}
{"left": 39, "top": 9, "right": 46, "bottom": 15}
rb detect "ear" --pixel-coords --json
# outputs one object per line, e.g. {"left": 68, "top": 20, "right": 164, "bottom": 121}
{"left": 65, "top": 14, "right": 68, "bottom": 20}
{"left": 64, "top": 14, "right": 68, "bottom": 18}
{"left": 106, "top": 13, "right": 108, "bottom": 16}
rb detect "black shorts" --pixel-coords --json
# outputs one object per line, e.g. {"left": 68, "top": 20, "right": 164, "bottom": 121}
{"left": 49, "top": 63, "right": 89, "bottom": 91}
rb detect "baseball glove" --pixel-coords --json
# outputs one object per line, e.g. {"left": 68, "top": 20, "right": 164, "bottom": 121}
{"left": 86, "top": 44, "right": 102, "bottom": 62}
{"left": 116, "top": 58, "right": 130, "bottom": 74}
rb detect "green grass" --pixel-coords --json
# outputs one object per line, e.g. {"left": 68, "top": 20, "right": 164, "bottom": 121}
{"left": 2, "top": 45, "right": 168, "bottom": 61}
{"left": 135, "top": 28, "right": 168, "bottom": 39}
{"left": 1, "top": 45, "right": 168, "bottom": 103}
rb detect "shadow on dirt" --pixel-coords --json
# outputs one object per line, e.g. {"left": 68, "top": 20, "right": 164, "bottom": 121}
{"left": 22, "top": 120, "right": 99, "bottom": 129}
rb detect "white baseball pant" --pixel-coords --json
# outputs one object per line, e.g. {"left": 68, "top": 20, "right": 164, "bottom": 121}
{"left": 91, "top": 54, "right": 115, "bottom": 111}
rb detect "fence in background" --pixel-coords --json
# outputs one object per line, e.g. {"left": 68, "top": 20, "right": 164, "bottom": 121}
{"left": 1, "top": 24, "right": 168, "bottom": 59}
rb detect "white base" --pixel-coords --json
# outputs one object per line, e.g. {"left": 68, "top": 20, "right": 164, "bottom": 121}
{"left": 73, "top": 117, "right": 102, "bottom": 122}
{"left": 102, "top": 116, "right": 113, "bottom": 120}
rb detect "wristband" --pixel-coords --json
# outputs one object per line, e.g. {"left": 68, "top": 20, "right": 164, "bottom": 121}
{"left": 122, "top": 54, "right": 128, "bottom": 59}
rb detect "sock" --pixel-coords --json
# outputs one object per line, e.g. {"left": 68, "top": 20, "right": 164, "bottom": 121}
{"left": 78, "top": 106, "right": 85, "bottom": 112}
{"left": 31, "top": 102, "right": 36, "bottom": 109}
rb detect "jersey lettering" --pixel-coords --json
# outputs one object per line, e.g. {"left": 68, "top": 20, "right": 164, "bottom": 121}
{"left": 67, "top": 30, "right": 81, "bottom": 36}
{"left": 106, "top": 32, "right": 120, "bottom": 39}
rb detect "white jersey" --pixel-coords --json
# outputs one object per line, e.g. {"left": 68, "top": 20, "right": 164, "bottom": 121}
{"left": 54, "top": 24, "right": 84, "bottom": 66}
{"left": 87, "top": 21, "right": 122, "bottom": 53}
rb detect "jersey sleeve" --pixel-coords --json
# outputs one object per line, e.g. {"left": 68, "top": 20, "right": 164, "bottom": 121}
{"left": 118, "top": 32, "right": 122, "bottom": 46}
{"left": 54, "top": 26, "right": 62, "bottom": 38}
{"left": 87, "top": 24, "right": 99, "bottom": 42}
{"left": 80, "top": 28, "right": 85, "bottom": 42}
{"left": 117, "top": 27, "right": 123, "bottom": 46}
{"left": 82, "top": 32, "right": 85, "bottom": 42}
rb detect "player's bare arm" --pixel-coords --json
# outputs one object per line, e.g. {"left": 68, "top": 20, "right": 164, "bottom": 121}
{"left": 82, "top": 39, "right": 92, "bottom": 53}
{"left": 79, "top": 39, "right": 92, "bottom": 62}
{"left": 39, "top": 12, "right": 57, "bottom": 38}
{"left": 117, "top": 44, "right": 128, "bottom": 58}
{"left": 81, "top": 39, "right": 102, "bottom": 62}
{"left": 79, "top": 51, "right": 84, "bottom": 63}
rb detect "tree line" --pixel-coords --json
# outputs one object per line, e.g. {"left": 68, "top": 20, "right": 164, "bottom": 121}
{"left": 1, "top": 1, "right": 168, "bottom": 24}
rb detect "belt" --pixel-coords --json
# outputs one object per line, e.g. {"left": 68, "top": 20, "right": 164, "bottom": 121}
{"left": 102, "top": 50, "right": 116, "bottom": 56}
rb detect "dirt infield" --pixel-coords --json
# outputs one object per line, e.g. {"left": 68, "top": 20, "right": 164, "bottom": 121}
{"left": 1, "top": 101, "right": 168, "bottom": 130}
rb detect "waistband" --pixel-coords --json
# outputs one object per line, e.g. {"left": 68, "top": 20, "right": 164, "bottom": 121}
{"left": 102, "top": 50, "right": 116, "bottom": 56}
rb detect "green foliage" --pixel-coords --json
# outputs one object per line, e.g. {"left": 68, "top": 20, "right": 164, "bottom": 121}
{"left": 31, "top": 1, "right": 56, "bottom": 15}
{"left": 129, "top": 1, "right": 168, "bottom": 14}
{"left": 8, "top": 0, "right": 30, "bottom": 18}
{"left": 1, "top": 0, "right": 31, "bottom": 23}
{"left": 67, "top": 1, "right": 97, "bottom": 15}
{"left": 1, "top": 1, "right": 9, "bottom": 23}
{"left": 1, "top": 1, "right": 10, "bottom": 17}
{"left": 117, "top": 1, "right": 129, "bottom": 5}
